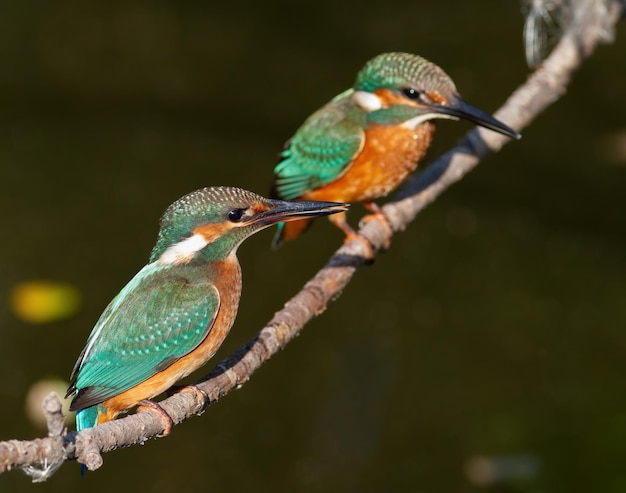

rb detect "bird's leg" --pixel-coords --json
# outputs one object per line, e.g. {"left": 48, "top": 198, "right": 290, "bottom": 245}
{"left": 329, "top": 211, "right": 375, "bottom": 260}
{"left": 136, "top": 400, "right": 174, "bottom": 436}
{"left": 360, "top": 201, "right": 393, "bottom": 250}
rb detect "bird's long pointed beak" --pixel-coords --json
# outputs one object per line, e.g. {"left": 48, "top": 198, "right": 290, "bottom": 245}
{"left": 434, "top": 96, "right": 521, "bottom": 140}
{"left": 257, "top": 199, "right": 349, "bottom": 226}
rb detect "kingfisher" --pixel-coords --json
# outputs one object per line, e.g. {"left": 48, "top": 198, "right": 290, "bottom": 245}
{"left": 66, "top": 187, "right": 347, "bottom": 439}
{"left": 271, "top": 52, "right": 520, "bottom": 251}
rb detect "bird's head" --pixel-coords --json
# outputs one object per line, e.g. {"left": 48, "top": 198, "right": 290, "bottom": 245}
{"left": 150, "top": 187, "right": 347, "bottom": 265}
{"left": 352, "top": 52, "right": 520, "bottom": 139}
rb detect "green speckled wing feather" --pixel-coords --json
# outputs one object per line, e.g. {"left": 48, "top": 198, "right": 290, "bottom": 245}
{"left": 273, "top": 95, "right": 365, "bottom": 200}
{"left": 69, "top": 263, "right": 219, "bottom": 410}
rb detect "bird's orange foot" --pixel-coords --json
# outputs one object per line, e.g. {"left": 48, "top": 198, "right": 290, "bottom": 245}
{"left": 342, "top": 231, "right": 375, "bottom": 262}
{"left": 330, "top": 212, "right": 375, "bottom": 261}
{"left": 137, "top": 399, "right": 174, "bottom": 436}
{"left": 360, "top": 202, "right": 393, "bottom": 250}
{"left": 168, "top": 384, "right": 208, "bottom": 409}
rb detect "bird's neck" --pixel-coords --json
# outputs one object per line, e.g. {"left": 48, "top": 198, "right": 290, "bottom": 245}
{"left": 156, "top": 249, "right": 242, "bottom": 293}
{"left": 366, "top": 105, "right": 430, "bottom": 127}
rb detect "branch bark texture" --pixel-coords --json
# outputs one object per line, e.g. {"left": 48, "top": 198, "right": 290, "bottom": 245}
{"left": 0, "top": 0, "right": 622, "bottom": 481}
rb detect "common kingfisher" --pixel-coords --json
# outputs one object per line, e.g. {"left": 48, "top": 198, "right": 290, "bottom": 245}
{"left": 271, "top": 52, "right": 520, "bottom": 250}
{"left": 66, "top": 187, "right": 347, "bottom": 437}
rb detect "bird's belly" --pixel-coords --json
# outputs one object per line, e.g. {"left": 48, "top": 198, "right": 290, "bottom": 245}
{"left": 304, "top": 122, "right": 435, "bottom": 203}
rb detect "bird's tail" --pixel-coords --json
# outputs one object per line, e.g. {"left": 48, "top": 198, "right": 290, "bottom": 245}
{"left": 76, "top": 406, "right": 99, "bottom": 431}
{"left": 272, "top": 218, "right": 314, "bottom": 249}
{"left": 75, "top": 406, "right": 100, "bottom": 476}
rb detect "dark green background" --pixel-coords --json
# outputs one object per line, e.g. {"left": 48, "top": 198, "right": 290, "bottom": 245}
{"left": 1, "top": 2, "right": 625, "bottom": 492}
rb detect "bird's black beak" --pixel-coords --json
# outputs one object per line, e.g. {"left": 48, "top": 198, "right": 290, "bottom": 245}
{"left": 433, "top": 95, "right": 521, "bottom": 140}
{"left": 257, "top": 199, "right": 349, "bottom": 226}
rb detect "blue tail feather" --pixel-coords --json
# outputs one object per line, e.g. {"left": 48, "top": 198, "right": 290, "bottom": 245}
{"left": 76, "top": 406, "right": 99, "bottom": 431}
{"left": 76, "top": 406, "right": 99, "bottom": 476}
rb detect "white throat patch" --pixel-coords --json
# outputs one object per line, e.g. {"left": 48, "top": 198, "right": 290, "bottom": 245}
{"left": 352, "top": 91, "right": 382, "bottom": 112}
{"left": 158, "top": 234, "right": 208, "bottom": 266}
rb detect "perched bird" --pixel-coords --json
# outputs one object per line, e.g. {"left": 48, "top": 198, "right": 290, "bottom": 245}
{"left": 271, "top": 52, "right": 520, "bottom": 251}
{"left": 66, "top": 187, "right": 347, "bottom": 436}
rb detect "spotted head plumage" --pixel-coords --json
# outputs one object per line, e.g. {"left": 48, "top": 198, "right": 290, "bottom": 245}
{"left": 355, "top": 52, "right": 458, "bottom": 101}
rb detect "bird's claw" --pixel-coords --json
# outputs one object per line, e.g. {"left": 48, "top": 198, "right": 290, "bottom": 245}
{"left": 342, "top": 231, "right": 375, "bottom": 263}
{"left": 168, "top": 384, "right": 208, "bottom": 411}
{"left": 137, "top": 399, "right": 174, "bottom": 437}
{"left": 360, "top": 202, "right": 393, "bottom": 250}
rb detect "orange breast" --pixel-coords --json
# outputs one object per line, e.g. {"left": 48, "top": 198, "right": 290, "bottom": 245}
{"left": 302, "top": 122, "right": 435, "bottom": 203}
{"left": 98, "top": 256, "right": 242, "bottom": 423}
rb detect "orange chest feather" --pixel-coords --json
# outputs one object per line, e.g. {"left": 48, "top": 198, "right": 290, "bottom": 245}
{"left": 303, "top": 122, "right": 435, "bottom": 203}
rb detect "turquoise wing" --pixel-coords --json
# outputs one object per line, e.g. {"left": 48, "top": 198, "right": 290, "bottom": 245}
{"left": 273, "top": 97, "right": 365, "bottom": 200}
{"left": 68, "top": 264, "right": 220, "bottom": 411}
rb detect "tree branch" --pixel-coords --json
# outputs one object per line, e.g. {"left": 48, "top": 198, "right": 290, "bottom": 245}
{"left": 1, "top": 0, "right": 622, "bottom": 481}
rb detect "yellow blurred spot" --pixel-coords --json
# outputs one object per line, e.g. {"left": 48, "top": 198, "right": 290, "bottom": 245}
{"left": 25, "top": 378, "right": 74, "bottom": 428}
{"left": 10, "top": 280, "right": 81, "bottom": 324}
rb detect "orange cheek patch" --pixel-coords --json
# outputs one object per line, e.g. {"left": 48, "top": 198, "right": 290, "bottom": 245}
{"left": 249, "top": 202, "right": 269, "bottom": 216}
{"left": 426, "top": 91, "right": 447, "bottom": 105}
{"left": 193, "top": 223, "right": 234, "bottom": 244}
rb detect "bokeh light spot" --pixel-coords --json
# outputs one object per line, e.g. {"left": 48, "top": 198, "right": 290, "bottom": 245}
{"left": 10, "top": 280, "right": 81, "bottom": 324}
{"left": 25, "top": 378, "right": 74, "bottom": 428}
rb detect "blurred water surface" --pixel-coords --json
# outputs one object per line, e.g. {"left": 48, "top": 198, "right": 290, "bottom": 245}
{"left": 0, "top": 2, "right": 625, "bottom": 492}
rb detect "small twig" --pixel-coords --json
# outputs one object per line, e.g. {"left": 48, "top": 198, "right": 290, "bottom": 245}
{"left": 42, "top": 393, "right": 65, "bottom": 439}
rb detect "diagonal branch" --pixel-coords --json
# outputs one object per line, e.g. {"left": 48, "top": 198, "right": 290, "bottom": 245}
{"left": 0, "top": 0, "right": 622, "bottom": 481}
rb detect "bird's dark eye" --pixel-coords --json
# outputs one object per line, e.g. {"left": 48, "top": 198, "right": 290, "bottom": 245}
{"left": 228, "top": 209, "right": 246, "bottom": 222}
{"left": 402, "top": 88, "right": 421, "bottom": 100}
